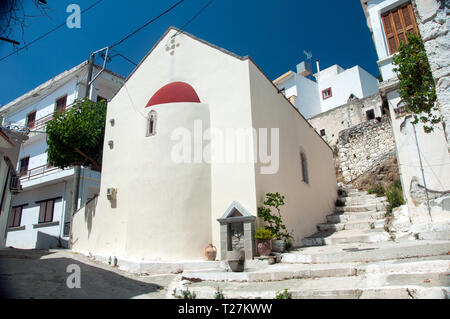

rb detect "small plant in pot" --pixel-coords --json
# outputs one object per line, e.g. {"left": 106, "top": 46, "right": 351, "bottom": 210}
{"left": 255, "top": 227, "right": 274, "bottom": 257}
{"left": 258, "top": 192, "right": 293, "bottom": 253}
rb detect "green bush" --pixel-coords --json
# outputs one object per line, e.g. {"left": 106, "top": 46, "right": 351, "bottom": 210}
{"left": 393, "top": 33, "right": 439, "bottom": 133}
{"left": 385, "top": 180, "right": 405, "bottom": 215}
{"left": 258, "top": 193, "right": 293, "bottom": 241}
{"left": 172, "top": 288, "right": 197, "bottom": 299}
{"left": 275, "top": 289, "right": 292, "bottom": 299}
{"left": 368, "top": 184, "right": 385, "bottom": 197}
{"left": 214, "top": 288, "right": 226, "bottom": 299}
{"left": 255, "top": 227, "right": 275, "bottom": 240}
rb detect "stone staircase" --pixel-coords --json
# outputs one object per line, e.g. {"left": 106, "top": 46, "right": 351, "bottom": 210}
{"left": 302, "top": 187, "right": 391, "bottom": 247}
{"left": 171, "top": 186, "right": 450, "bottom": 299}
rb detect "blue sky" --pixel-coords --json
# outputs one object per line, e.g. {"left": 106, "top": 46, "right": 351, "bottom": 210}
{"left": 0, "top": 0, "right": 379, "bottom": 106}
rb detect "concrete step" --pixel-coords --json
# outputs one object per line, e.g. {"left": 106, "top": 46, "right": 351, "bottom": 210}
{"left": 303, "top": 229, "right": 391, "bottom": 247}
{"left": 282, "top": 240, "right": 450, "bottom": 264}
{"left": 175, "top": 272, "right": 450, "bottom": 299}
{"left": 337, "top": 196, "right": 387, "bottom": 206}
{"left": 327, "top": 211, "right": 386, "bottom": 224}
{"left": 336, "top": 203, "right": 386, "bottom": 213}
{"left": 181, "top": 256, "right": 450, "bottom": 283}
{"left": 417, "top": 231, "right": 450, "bottom": 241}
{"left": 324, "top": 229, "right": 391, "bottom": 245}
{"left": 346, "top": 191, "right": 369, "bottom": 197}
{"left": 318, "top": 219, "right": 386, "bottom": 232}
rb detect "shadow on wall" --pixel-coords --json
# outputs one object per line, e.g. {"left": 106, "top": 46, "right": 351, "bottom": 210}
{"left": 84, "top": 196, "right": 99, "bottom": 237}
{"left": 0, "top": 248, "right": 162, "bottom": 299}
{"left": 36, "top": 231, "right": 68, "bottom": 250}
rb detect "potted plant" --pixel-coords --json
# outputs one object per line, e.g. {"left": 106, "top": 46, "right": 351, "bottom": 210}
{"left": 255, "top": 227, "right": 274, "bottom": 257}
{"left": 257, "top": 192, "right": 293, "bottom": 253}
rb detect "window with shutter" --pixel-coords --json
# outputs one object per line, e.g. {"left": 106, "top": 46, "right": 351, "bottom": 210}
{"left": 19, "top": 157, "right": 29, "bottom": 177}
{"left": 8, "top": 206, "right": 25, "bottom": 228}
{"left": 26, "top": 111, "right": 36, "bottom": 129}
{"left": 55, "top": 95, "right": 67, "bottom": 114}
{"left": 381, "top": 2, "right": 419, "bottom": 55}
{"left": 38, "top": 199, "right": 56, "bottom": 224}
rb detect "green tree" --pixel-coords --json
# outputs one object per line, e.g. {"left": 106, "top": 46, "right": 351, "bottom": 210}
{"left": 392, "top": 33, "right": 439, "bottom": 133}
{"left": 46, "top": 98, "right": 107, "bottom": 172}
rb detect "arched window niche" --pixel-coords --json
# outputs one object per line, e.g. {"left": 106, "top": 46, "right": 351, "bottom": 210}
{"left": 300, "top": 150, "right": 309, "bottom": 185}
{"left": 146, "top": 110, "right": 157, "bottom": 137}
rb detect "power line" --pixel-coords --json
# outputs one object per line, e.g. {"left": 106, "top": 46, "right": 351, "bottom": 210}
{"left": 254, "top": 0, "right": 290, "bottom": 55}
{"left": 109, "top": 1, "right": 214, "bottom": 72}
{"left": 171, "top": 0, "right": 216, "bottom": 39}
{"left": 0, "top": 0, "right": 105, "bottom": 63}
{"left": 111, "top": 49, "right": 138, "bottom": 66}
{"left": 109, "top": 0, "right": 186, "bottom": 49}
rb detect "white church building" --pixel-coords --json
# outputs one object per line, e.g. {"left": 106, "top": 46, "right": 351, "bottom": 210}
{"left": 70, "top": 27, "right": 338, "bottom": 264}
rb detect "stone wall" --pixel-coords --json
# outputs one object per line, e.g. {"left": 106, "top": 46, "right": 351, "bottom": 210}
{"left": 413, "top": 0, "right": 450, "bottom": 152}
{"left": 309, "top": 93, "right": 386, "bottom": 146}
{"left": 337, "top": 116, "right": 395, "bottom": 183}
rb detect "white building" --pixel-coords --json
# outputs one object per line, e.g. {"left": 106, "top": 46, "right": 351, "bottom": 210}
{"left": 0, "top": 129, "right": 28, "bottom": 248}
{"left": 71, "top": 27, "right": 338, "bottom": 265}
{"left": 273, "top": 62, "right": 379, "bottom": 119}
{"left": 361, "top": 0, "right": 450, "bottom": 211}
{"left": 0, "top": 62, "right": 124, "bottom": 249}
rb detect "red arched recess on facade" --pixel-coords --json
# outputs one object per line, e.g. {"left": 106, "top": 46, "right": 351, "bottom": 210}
{"left": 146, "top": 82, "right": 201, "bottom": 108}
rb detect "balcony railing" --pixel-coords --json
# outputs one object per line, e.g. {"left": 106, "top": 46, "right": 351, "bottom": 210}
{"left": 23, "top": 102, "right": 77, "bottom": 132}
{"left": 20, "top": 164, "right": 62, "bottom": 182}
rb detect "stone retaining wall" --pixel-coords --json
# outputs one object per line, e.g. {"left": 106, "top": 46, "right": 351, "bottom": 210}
{"left": 337, "top": 116, "right": 395, "bottom": 183}
{"left": 309, "top": 93, "right": 385, "bottom": 146}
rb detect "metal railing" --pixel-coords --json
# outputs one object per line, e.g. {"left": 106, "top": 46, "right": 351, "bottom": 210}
{"left": 5, "top": 102, "right": 78, "bottom": 133}
{"left": 20, "top": 164, "right": 61, "bottom": 182}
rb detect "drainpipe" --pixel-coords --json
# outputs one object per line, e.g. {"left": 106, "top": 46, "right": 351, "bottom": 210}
{"left": 60, "top": 180, "right": 67, "bottom": 238}
{"left": 1, "top": 167, "right": 11, "bottom": 243}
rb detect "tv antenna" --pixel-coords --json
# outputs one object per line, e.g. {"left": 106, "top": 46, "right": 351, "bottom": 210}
{"left": 304, "top": 50, "right": 313, "bottom": 63}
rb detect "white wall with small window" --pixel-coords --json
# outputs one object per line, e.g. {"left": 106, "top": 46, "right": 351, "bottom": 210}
{"left": 317, "top": 66, "right": 378, "bottom": 113}
{"left": 6, "top": 182, "right": 68, "bottom": 249}
{"left": 274, "top": 64, "right": 379, "bottom": 119}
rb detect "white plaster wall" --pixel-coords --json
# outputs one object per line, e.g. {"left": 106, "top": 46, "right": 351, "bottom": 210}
{"left": 295, "top": 75, "right": 321, "bottom": 119}
{"left": 359, "top": 66, "right": 381, "bottom": 97}
{"left": 316, "top": 65, "right": 345, "bottom": 81}
{"left": 249, "top": 62, "right": 338, "bottom": 246}
{"left": 318, "top": 66, "right": 366, "bottom": 112}
{"left": 378, "top": 56, "right": 398, "bottom": 81}
{"left": 387, "top": 91, "right": 450, "bottom": 207}
{"left": 277, "top": 76, "right": 298, "bottom": 99}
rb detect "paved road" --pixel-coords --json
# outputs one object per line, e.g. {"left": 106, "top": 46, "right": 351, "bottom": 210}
{"left": 0, "top": 248, "right": 176, "bottom": 299}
